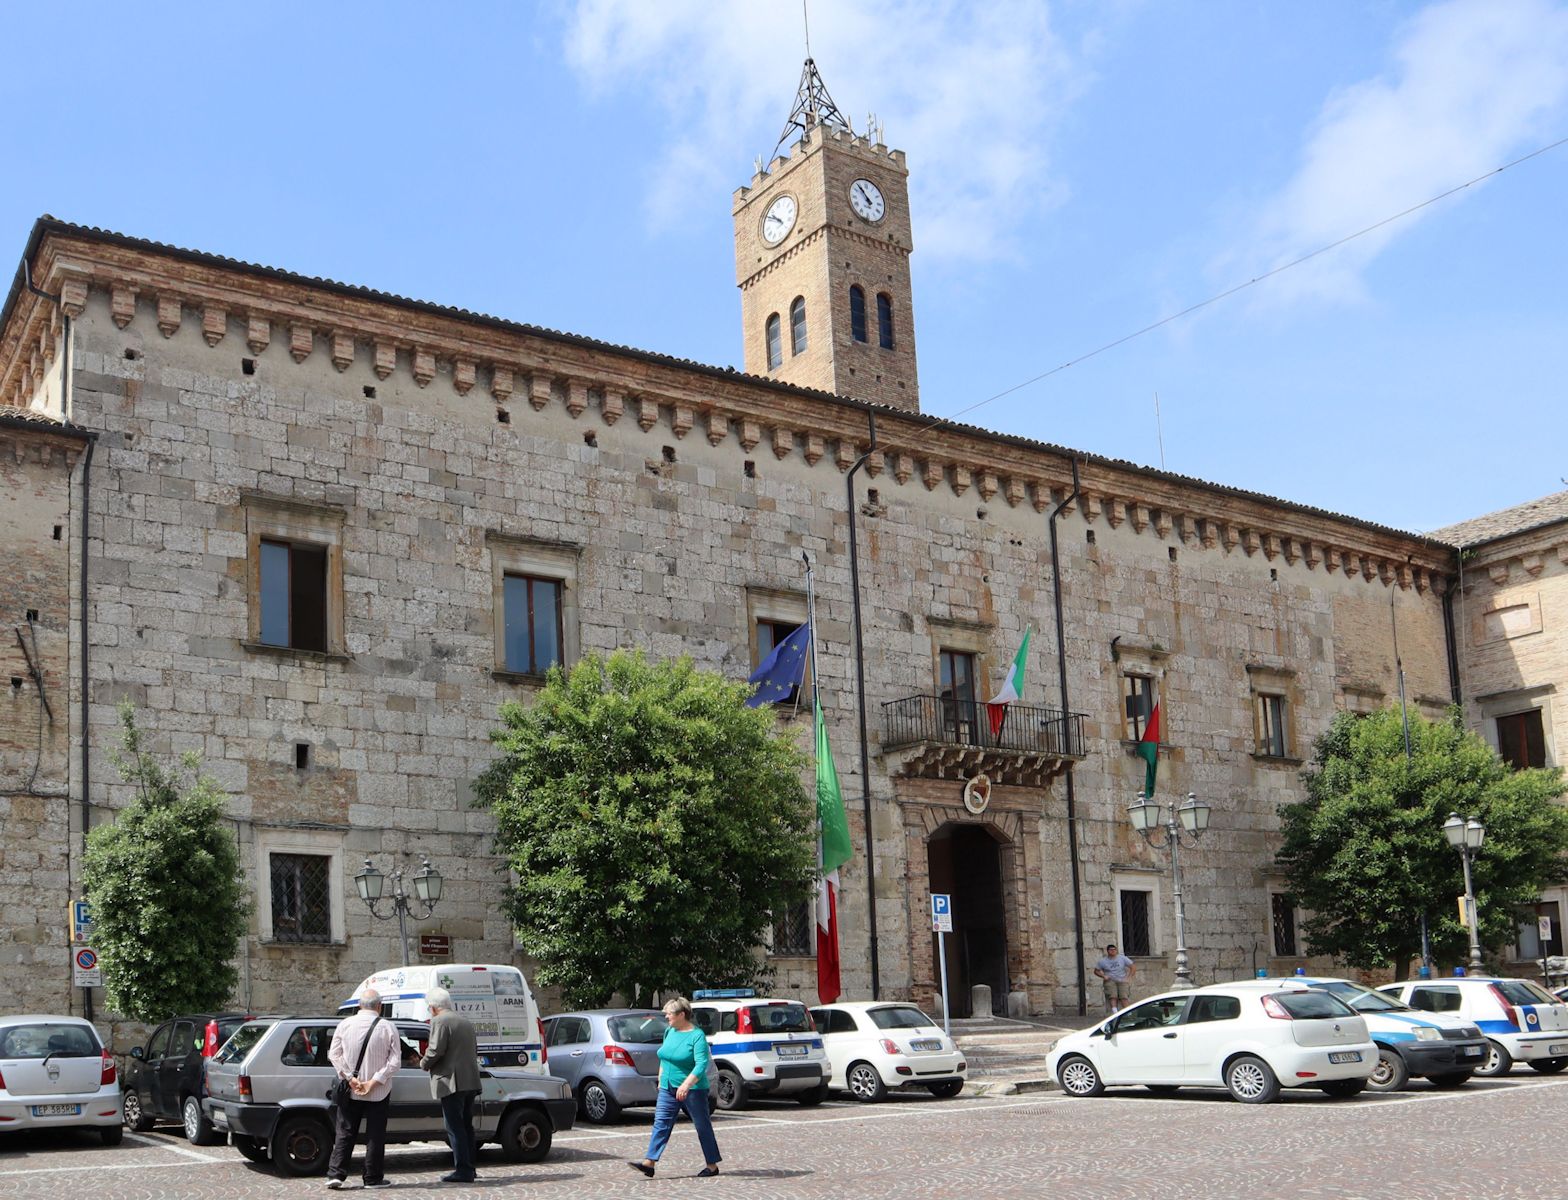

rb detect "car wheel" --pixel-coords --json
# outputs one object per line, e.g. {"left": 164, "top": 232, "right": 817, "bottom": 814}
{"left": 796, "top": 1081, "right": 830, "bottom": 1106}
{"left": 927, "top": 1080, "right": 964, "bottom": 1099}
{"left": 100, "top": 1124, "right": 124, "bottom": 1147}
{"left": 122, "top": 1090, "right": 154, "bottom": 1132}
{"left": 233, "top": 1134, "right": 271, "bottom": 1163}
{"left": 1318, "top": 1079, "right": 1364, "bottom": 1099}
{"left": 1055, "top": 1055, "right": 1104, "bottom": 1098}
{"left": 182, "top": 1095, "right": 223, "bottom": 1146}
{"left": 271, "top": 1113, "right": 333, "bottom": 1176}
{"left": 846, "top": 1061, "right": 887, "bottom": 1103}
{"left": 497, "top": 1106, "right": 552, "bottom": 1164}
{"left": 579, "top": 1079, "right": 622, "bottom": 1124}
{"left": 715, "top": 1067, "right": 747, "bottom": 1111}
{"left": 1529, "top": 1057, "right": 1568, "bottom": 1075}
{"left": 1426, "top": 1072, "right": 1472, "bottom": 1090}
{"left": 1476, "top": 1040, "right": 1513, "bottom": 1077}
{"left": 1144, "top": 1084, "right": 1180, "bottom": 1095}
{"left": 1366, "top": 1047, "right": 1410, "bottom": 1092}
{"left": 1223, "top": 1055, "right": 1280, "bottom": 1104}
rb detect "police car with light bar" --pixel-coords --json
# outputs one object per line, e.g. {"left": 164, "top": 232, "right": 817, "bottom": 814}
{"left": 689, "top": 989, "right": 828, "bottom": 1110}
{"left": 1378, "top": 974, "right": 1568, "bottom": 1077}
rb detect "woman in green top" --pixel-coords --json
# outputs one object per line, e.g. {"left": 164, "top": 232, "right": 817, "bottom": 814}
{"left": 629, "top": 997, "right": 722, "bottom": 1179}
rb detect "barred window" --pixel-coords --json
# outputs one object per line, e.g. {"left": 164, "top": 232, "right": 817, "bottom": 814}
{"left": 1271, "top": 892, "right": 1298, "bottom": 957}
{"left": 772, "top": 899, "right": 815, "bottom": 957}
{"left": 1119, "top": 889, "right": 1152, "bottom": 957}
{"left": 270, "top": 853, "right": 332, "bottom": 944}
{"left": 1258, "top": 693, "right": 1289, "bottom": 758}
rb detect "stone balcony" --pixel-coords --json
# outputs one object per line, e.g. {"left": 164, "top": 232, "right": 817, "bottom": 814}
{"left": 879, "top": 695, "right": 1088, "bottom": 787}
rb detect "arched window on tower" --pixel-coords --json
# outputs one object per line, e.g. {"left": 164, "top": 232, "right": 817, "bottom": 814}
{"left": 877, "top": 293, "right": 895, "bottom": 350}
{"left": 790, "top": 297, "right": 807, "bottom": 356}
{"left": 849, "top": 286, "right": 867, "bottom": 344}
{"left": 765, "top": 312, "right": 782, "bottom": 370}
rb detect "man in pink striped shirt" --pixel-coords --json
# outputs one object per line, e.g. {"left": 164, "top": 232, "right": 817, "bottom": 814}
{"left": 326, "top": 989, "right": 402, "bottom": 1188}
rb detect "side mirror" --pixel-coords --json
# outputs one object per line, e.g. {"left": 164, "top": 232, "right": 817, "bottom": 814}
{"left": 130, "top": 1046, "right": 144, "bottom": 1060}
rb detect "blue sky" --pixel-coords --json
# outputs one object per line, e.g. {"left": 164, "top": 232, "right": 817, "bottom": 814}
{"left": 4, "top": 0, "right": 1564, "bottom": 533}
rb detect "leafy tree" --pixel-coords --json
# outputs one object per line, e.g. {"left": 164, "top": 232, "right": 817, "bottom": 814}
{"left": 1276, "top": 707, "right": 1568, "bottom": 976}
{"left": 474, "top": 650, "right": 818, "bottom": 1007}
{"left": 82, "top": 703, "right": 249, "bottom": 1021}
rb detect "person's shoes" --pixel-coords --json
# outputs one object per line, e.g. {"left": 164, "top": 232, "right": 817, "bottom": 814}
{"left": 325, "top": 1181, "right": 345, "bottom": 1191}
{"left": 629, "top": 1161, "right": 655, "bottom": 1178}
{"left": 697, "top": 1166, "right": 721, "bottom": 1177}
{"left": 440, "top": 1174, "right": 477, "bottom": 1184}
{"left": 363, "top": 1181, "right": 393, "bottom": 1189}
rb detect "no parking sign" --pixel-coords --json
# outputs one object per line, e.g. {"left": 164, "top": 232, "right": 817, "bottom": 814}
{"left": 72, "top": 946, "right": 102, "bottom": 988}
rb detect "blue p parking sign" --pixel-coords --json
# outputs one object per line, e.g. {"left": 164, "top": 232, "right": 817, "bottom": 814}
{"left": 931, "top": 893, "right": 952, "bottom": 933}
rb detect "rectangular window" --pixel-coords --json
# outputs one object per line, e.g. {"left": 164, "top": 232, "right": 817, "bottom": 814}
{"left": 1119, "top": 888, "right": 1152, "bottom": 957}
{"left": 877, "top": 293, "right": 895, "bottom": 349}
{"left": 939, "top": 649, "right": 978, "bottom": 743}
{"left": 1124, "top": 675, "right": 1156, "bottom": 740}
{"left": 503, "top": 574, "right": 563, "bottom": 675}
{"left": 850, "top": 286, "right": 867, "bottom": 343}
{"left": 259, "top": 538, "right": 328, "bottom": 652}
{"left": 269, "top": 852, "right": 332, "bottom": 944}
{"left": 771, "top": 899, "right": 814, "bottom": 957}
{"left": 756, "top": 619, "right": 805, "bottom": 707}
{"left": 1496, "top": 710, "right": 1546, "bottom": 770}
{"left": 1258, "top": 693, "right": 1289, "bottom": 758}
{"left": 1271, "top": 893, "right": 1298, "bottom": 957}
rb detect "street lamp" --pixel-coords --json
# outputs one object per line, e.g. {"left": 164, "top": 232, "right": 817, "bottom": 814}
{"left": 1128, "top": 791, "right": 1211, "bottom": 990}
{"left": 355, "top": 856, "right": 443, "bottom": 966}
{"left": 1443, "top": 813, "right": 1486, "bottom": 972}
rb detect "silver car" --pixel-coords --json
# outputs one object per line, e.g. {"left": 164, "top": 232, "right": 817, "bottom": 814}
{"left": 202, "top": 1016, "right": 575, "bottom": 1175}
{"left": 543, "top": 1010, "right": 718, "bottom": 1123}
{"left": 0, "top": 1015, "right": 123, "bottom": 1145}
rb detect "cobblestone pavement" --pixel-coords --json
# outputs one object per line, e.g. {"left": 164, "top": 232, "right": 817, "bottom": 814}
{"left": 4, "top": 1075, "right": 1567, "bottom": 1199}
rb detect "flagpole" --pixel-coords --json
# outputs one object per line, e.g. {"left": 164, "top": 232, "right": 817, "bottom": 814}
{"left": 803, "top": 551, "right": 819, "bottom": 714}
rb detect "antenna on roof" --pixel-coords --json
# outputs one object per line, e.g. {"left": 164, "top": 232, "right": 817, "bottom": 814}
{"left": 772, "top": 1, "right": 850, "bottom": 159}
{"left": 802, "top": 0, "right": 812, "bottom": 59}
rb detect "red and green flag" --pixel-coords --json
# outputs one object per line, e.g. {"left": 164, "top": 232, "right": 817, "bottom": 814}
{"left": 815, "top": 701, "right": 853, "bottom": 1004}
{"left": 1136, "top": 702, "right": 1161, "bottom": 796}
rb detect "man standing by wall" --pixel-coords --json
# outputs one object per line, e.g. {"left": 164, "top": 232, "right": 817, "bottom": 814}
{"left": 421, "top": 986, "right": 482, "bottom": 1185}
{"left": 327, "top": 988, "right": 401, "bottom": 1189}
{"left": 1093, "top": 944, "right": 1137, "bottom": 1014}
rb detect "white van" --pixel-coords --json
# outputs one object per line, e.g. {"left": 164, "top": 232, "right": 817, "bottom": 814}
{"left": 340, "top": 963, "right": 547, "bottom": 1073}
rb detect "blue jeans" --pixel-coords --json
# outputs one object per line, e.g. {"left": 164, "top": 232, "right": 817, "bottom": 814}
{"left": 644, "top": 1086, "right": 721, "bottom": 1166}
{"left": 439, "top": 1090, "right": 477, "bottom": 1178}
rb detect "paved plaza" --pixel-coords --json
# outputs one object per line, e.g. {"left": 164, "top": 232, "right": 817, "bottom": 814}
{"left": 3, "top": 1074, "right": 1565, "bottom": 1199}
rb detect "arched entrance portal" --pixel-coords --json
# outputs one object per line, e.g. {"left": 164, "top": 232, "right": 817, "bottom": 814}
{"left": 925, "top": 823, "right": 1009, "bottom": 1017}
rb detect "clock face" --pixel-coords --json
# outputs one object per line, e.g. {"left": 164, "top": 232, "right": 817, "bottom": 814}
{"left": 849, "top": 178, "right": 885, "bottom": 222}
{"left": 761, "top": 194, "right": 798, "bottom": 245}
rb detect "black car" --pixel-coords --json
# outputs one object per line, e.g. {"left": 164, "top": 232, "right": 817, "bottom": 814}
{"left": 122, "top": 1012, "right": 252, "bottom": 1143}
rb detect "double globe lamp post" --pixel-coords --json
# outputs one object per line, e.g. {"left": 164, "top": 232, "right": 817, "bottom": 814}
{"left": 1443, "top": 812, "right": 1487, "bottom": 973}
{"left": 355, "top": 856, "right": 444, "bottom": 967}
{"left": 1127, "top": 792, "right": 1211, "bottom": 990}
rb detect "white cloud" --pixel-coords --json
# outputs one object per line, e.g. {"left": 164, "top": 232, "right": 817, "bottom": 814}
{"left": 560, "top": 0, "right": 1089, "bottom": 262}
{"left": 1224, "top": 0, "right": 1568, "bottom": 308}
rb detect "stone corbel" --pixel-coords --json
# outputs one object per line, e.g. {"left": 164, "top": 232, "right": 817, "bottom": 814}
{"left": 566, "top": 379, "right": 590, "bottom": 418}
{"left": 1304, "top": 541, "right": 1320, "bottom": 569}
{"left": 529, "top": 373, "right": 552, "bottom": 411}
{"left": 739, "top": 420, "right": 761, "bottom": 452}
{"left": 803, "top": 432, "right": 824, "bottom": 465}
{"left": 1154, "top": 510, "right": 1172, "bottom": 540}
{"left": 157, "top": 295, "right": 182, "bottom": 338}
{"left": 706, "top": 409, "right": 728, "bottom": 446}
{"left": 1413, "top": 569, "right": 1428, "bottom": 594}
{"left": 1487, "top": 562, "right": 1509, "bottom": 586}
{"left": 1364, "top": 557, "right": 1379, "bottom": 582}
{"left": 39, "top": 330, "right": 53, "bottom": 366}
{"left": 1176, "top": 514, "right": 1196, "bottom": 544}
{"left": 951, "top": 465, "right": 972, "bottom": 496}
{"left": 1343, "top": 552, "right": 1360, "bottom": 578}
{"left": 1241, "top": 529, "right": 1260, "bottom": 557}
{"left": 374, "top": 341, "right": 397, "bottom": 380}
{"left": 1004, "top": 477, "right": 1025, "bottom": 508}
{"left": 290, "top": 325, "right": 314, "bottom": 364}
{"left": 331, "top": 331, "right": 355, "bottom": 372}
{"left": 202, "top": 305, "right": 227, "bottom": 347}
{"left": 1262, "top": 533, "right": 1280, "bottom": 561}
{"left": 412, "top": 347, "right": 436, "bottom": 387}
{"left": 59, "top": 278, "right": 88, "bottom": 318}
{"left": 638, "top": 396, "right": 660, "bottom": 432}
{"left": 772, "top": 427, "right": 794, "bottom": 459}
{"left": 1397, "top": 564, "right": 1412, "bottom": 590}
{"left": 1282, "top": 538, "right": 1298, "bottom": 566}
{"left": 1222, "top": 524, "right": 1239, "bottom": 553}
{"left": 1131, "top": 504, "right": 1149, "bottom": 535}
{"left": 835, "top": 440, "right": 858, "bottom": 471}
{"left": 865, "top": 449, "right": 884, "bottom": 477}
{"left": 1521, "top": 553, "right": 1544, "bottom": 577}
{"left": 1325, "top": 546, "right": 1341, "bottom": 573}
{"left": 922, "top": 459, "right": 944, "bottom": 491}
{"left": 111, "top": 284, "right": 137, "bottom": 329}
{"left": 977, "top": 471, "right": 998, "bottom": 502}
{"left": 490, "top": 365, "right": 514, "bottom": 404}
{"left": 893, "top": 454, "right": 913, "bottom": 485}
{"left": 1105, "top": 498, "right": 1125, "bottom": 529}
{"left": 453, "top": 357, "right": 477, "bottom": 396}
{"left": 602, "top": 389, "right": 624, "bottom": 426}
{"left": 1081, "top": 494, "right": 1101, "bottom": 524}
{"left": 671, "top": 403, "right": 693, "bottom": 438}
{"left": 242, "top": 316, "right": 269, "bottom": 356}
{"left": 1558, "top": 543, "right": 1568, "bottom": 568}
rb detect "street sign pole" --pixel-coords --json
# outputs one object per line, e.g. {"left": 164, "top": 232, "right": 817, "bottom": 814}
{"left": 937, "top": 929, "right": 950, "bottom": 1035}
{"left": 931, "top": 893, "right": 953, "bottom": 1035}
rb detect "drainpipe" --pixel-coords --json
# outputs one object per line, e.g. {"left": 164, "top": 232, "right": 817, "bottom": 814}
{"left": 1048, "top": 458, "right": 1087, "bottom": 1015}
{"left": 845, "top": 407, "right": 880, "bottom": 999}
{"left": 1441, "top": 553, "right": 1463, "bottom": 706}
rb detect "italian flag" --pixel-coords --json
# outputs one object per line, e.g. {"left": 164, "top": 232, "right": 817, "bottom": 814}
{"left": 1136, "top": 702, "right": 1162, "bottom": 796}
{"left": 815, "top": 701, "right": 853, "bottom": 1005}
{"left": 986, "top": 627, "right": 1032, "bottom": 738}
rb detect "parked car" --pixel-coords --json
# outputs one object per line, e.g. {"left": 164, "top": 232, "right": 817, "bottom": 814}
{"left": 0, "top": 1015, "right": 123, "bottom": 1145}
{"left": 340, "top": 964, "right": 547, "bottom": 1072}
{"left": 1259, "top": 977, "right": 1486, "bottom": 1091}
{"left": 808, "top": 1001, "right": 965, "bottom": 1102}
{"left": 1377, "top": 976, "right": 1568, "bottom": 1076}
{"left": 202, "top": 1016, "right": 575, "bottom": 1176}
{"left": 542, "top": 1009, "right": 718, "bottom": 1123}
{"left": 122, "top": 1011, "right": 252, "bottom": 1143}
{"left": 690, "top": 990, "right": 828, "bottom": 1110}
{"left": 1046, "top": 981, "right": 1376, "bottom": 1103}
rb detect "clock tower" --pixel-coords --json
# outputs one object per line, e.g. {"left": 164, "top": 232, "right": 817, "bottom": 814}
{"left": 733, "top": 60, "right": 920, "bottom": 413}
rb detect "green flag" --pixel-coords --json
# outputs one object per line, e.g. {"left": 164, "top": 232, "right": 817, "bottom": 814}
{"left": 816, "top": 702, "right": 852, "bottom": 874}
{"left": 1136, "top": 702, "right": 1162, "bottom": 796}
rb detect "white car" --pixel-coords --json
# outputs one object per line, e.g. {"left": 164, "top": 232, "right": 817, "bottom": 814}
{"left": 690, "top": 990, "right": 828, "bottom": 1110}
{"left": 809, "top": 1001, "right": 966, "bottom": 1102}
{"left": 1046, "top": 982, "right": 1376, "bottom": 1104}
{"left": 0, "top": 1015, "right": 123, "bottom": 1144}
{"left": 1376, "top": 976, "right": 1568, "bottom": 1076}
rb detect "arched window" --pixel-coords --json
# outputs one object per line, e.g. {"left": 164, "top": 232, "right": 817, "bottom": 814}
{"left": 790, "top": 296, "right": 807, "bottom": 356}
{"left": 765, "top": 313, "right": 782, "bottom": 370}
{"left": 849, "top": 285, "right": 867, "bottom": 343}
{"left": 877, "top": 293, "right": 895, "bottom": 349}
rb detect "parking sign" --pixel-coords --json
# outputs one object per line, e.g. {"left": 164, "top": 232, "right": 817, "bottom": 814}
{"left": 73, "top": 946, "right": 102, "bottom": 988}
{"left": 931, "top": 893, "right": 953, "bottom": 933}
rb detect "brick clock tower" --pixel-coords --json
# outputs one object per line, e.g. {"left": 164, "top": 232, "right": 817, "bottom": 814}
{"left": 733, "top": 60, "right": 920, "bottom": 413}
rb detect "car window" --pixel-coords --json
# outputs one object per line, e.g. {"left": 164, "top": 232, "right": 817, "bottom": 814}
{"left": 1409, "top": 987, "right": 1463, "bottom": 1013}
{"left": 1496, "top": 980, "right": 1559, "bottom": 1006}
{"left": 171, "top": 1020, "right": 197, "bottom": 1057}
{"left": 145, "top": 1023, "right": 172, "bottom": 1060}
{"left": 217, "top": 1018, "right": 248, "bottom": 1047}
{"left": 608, "top": 1014, "right": 669, "bottom": 1044}
{"left": 808, "top": 1009, "right": 829, "bottom": 1032}
{"left": 719, "top": 1011, "right": 738, "bottom": 1034}
{"left": 868, "top": 1006, "right": 938, "bottom": 1031}
{"left": 1114, "top": 997, "right": 1191, "bottom": 1032}
{"left": 1187, "top": 995, "right": 1241, "bottom": 1024}
{"left": 396, "top": 1028, "right": 428, "bottom": 1068}
{"left": 831, "top": 1010, "right": 858, "bottom": 1035}
{"left": 280, "top": 1024, "right": 335, "bottom": 1067}
{"left": 215, "top": 1022, "right": 271, "bottom": 1065}
{"left": 691, "top": 1008, "right": 719, "bottom": 1036}
{"left": 548, "top": 1017, "right": 589, "bottom": 1046}
{"left": 0, "top": 1022, "right": 100, "bottom": 1058}
{"left": 745, "top": 1003, "right": 812, "bottom": 1033}
{"left": 1269, "top": 991, "right": 1356, "bottom": 1019}
{"left": 1314, "top": 981, "right": 1407, "bottom": 1012}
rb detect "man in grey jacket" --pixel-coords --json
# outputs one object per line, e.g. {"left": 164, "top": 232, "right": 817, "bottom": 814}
{"left": 420, "top": 986, "right": 482, "bottom": 1184}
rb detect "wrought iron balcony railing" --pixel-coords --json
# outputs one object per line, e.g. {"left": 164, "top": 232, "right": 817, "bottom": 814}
{"left": 881, "top": 695, "right": 1086, "bottom": 758}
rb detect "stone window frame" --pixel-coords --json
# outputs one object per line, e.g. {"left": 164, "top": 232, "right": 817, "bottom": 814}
{"left": 768, "top": 897, "right": 816, "bottom": 958}
{"left": 1111, "top": 641, "right": 1168, "bottom": 747}
{"left": 256, "top": 826, "right": 346, "bottom": 946}
{"left": 745, "top": 586, "right": 811, "bottom": 715}
{"left": 1476, "top": 685, "right": 1556, "bottom": 769}
{"left": 240, "top": 491, "right": 348, "bottom": 660}
{"left": 1110, "top": 868, "right": 1163, "bottom": 960}
{"left": 486, "top": 532, "right": 581, "bottom": 683}
{"left": 1247, "top": 664, "right": 1301, "bottom": 764}
{"left": 1263, "top": 882, "right": 1308, "bottom": 959}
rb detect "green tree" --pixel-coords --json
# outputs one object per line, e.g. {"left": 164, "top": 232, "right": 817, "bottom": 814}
{"left": 82, "top": 703, "right": 249, "bottom": 1021}
{"left": 1276, "top": 707, "right": 1568, "bottom": 976}
{"left": 473, "top": 650, "right": 818, "bottom": 1007}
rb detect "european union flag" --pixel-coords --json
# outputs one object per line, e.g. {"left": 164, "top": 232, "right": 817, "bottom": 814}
{"left": 745, "top": 621, "right": 811, "bottom": 708}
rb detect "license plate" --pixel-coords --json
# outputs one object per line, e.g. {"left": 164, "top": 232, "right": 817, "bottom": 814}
{"left": 1463, "top": 1045, "right": 1484, "bottom": 1057}
{"left": 777, "top": 1044, "right": 808, "bottom": 1058}
{"left": 911, "top": 1039, "right": 942, "bottom": 1051}
{"left": 1552, "top": 1044, "right": 1568, "bottom": 1055}
{"left": 31, "top": 1104, "right": 82, "bottom": 1117}
{"left": 1328, "top": 1051, "right": 1361, "bottom": 1065}
{"left": 211, "top": 1108, "right": 229, "bottom": 1126}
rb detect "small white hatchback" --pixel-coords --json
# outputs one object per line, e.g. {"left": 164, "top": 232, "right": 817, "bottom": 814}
{"left": 808, "top": 1001, "right": 966, "bottom": 1102}
{"left": 1046, "top": 982, "right": 1375, "bottom": 1104}
{"left": 0, "top": 1015, "right": 123, "bottom": 1143}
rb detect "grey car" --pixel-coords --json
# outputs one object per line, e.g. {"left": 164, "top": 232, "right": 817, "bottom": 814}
{"left": 202, "top": 1016, "right": 575, "bottom": 1175}
{"left": 543, "top": 1009, "right": 718, "bottom": 1123}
